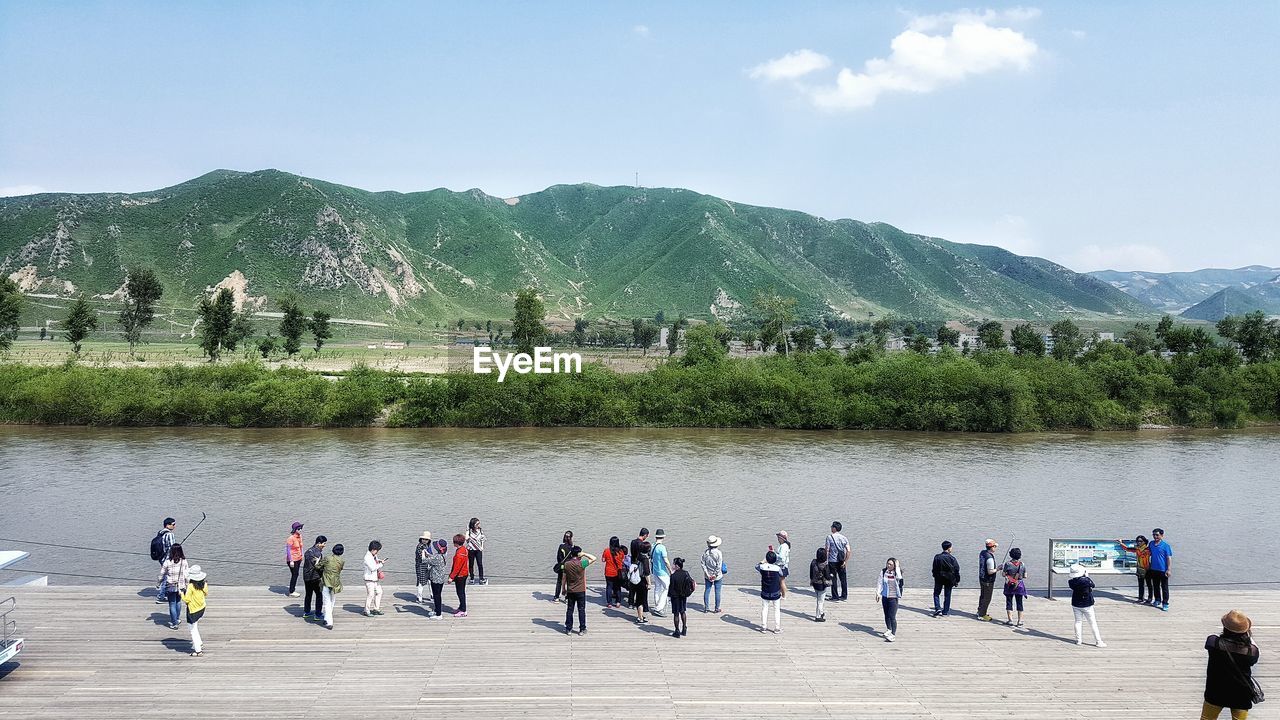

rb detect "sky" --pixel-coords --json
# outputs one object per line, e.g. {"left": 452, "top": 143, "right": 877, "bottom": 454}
{"left": 1, "top": 1, "right": 1277, "bottom": 273}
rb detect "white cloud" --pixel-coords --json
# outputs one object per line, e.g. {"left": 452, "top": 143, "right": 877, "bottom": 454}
{"left": 748, "top": 49, "right": 832, "bottom": 81}
{"left": 905, "top": 7, "right": 1041, "bottom": 33}
{"left": 753, "top": 9, "right": 1039, "bottom": 110}
{"left": 1067, "top": 243, "right": 1175, "bottom": 273}
{"left": 0, "top": 184, "right": 46, "bottom": 197}
{"left": 633, "top": 24, "right": 650, "bottom": 38}
{"left": 1070, "top": 29, "right": 1087, "bottom": 39}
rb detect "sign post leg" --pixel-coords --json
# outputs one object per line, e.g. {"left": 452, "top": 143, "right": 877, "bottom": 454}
{"left": 1046, "top": 538, "right": 1054, "bottom": 600}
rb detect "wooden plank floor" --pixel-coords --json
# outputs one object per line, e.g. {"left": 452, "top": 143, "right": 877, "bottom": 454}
{"left": 0, "top": 584, "right": 1274, "bottom": 719}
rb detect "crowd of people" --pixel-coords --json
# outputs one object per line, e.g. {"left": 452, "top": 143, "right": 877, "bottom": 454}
{"left": 147, "top": 517, "right": 1261, "bottom": 718}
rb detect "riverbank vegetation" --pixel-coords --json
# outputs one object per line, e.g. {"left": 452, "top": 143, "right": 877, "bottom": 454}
{"left": 2, "top": 339, "right": 1277, "bottom": 430}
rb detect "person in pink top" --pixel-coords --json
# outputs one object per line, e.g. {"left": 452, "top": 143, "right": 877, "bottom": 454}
{"left": 285, "top": 521, "right": 304, "bottom": 598}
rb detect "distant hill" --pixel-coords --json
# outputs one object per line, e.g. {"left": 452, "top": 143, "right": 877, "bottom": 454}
{"left": 1088, "top": 266, "right": 1280, "bottom": 313}
{"left": 1180, "top": 277, "right": 1280, "bottom": 321}
{"left": 1, "top": 169, "right": 1151, "bottom": 325}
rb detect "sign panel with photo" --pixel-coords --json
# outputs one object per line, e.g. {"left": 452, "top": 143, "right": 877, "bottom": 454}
{"left": 1049, "top": 539, "right": 1137, "bottom": 575}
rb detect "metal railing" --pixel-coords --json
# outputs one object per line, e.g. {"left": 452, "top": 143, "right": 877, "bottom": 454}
{"left": 0, "top": 596, "right": 16, "bottom": 650}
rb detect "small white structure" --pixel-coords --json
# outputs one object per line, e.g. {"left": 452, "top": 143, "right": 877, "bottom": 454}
{"left": 382, "top": 341, "right": 406, "bottom": 350}
{"left": 0, "top": 550, "right": 46, "bottom": 587}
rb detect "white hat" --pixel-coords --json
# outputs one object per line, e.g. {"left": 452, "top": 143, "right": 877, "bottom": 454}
{"left": 419, "top": 531, "right": 432, "bottom": 541}
{"left": 1069, "top": 564, "right": 1085, "bottom": 579}
{"left": 188, "top": 565, "right": 207, "bottom": 582}
{"left": 706, "top": 535, "right": 721, "bottom": 548}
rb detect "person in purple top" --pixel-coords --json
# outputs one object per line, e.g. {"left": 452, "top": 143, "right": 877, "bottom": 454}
{"left": 1147, "top": 528, "right": 1173, "bottom": 611}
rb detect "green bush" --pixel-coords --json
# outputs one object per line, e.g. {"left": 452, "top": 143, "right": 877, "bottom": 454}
{"left": 3, "top": 350, "right": 1279, "bottom": 431}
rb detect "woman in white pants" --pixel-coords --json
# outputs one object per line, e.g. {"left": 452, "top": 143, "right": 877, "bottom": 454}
{"left": 181, "top": 566, "right": 208, "bottom": 657}
{"left": 756, "top": 550, "right": 786, "bottom": 633}
{"left": 1068, "top": 564, "right": 1106, "bottom": 647}
{"left": 318, "top": 544, "right": 345, "bottom": 630}
{"left": 363, "top": 540, "right": 385, "bottom": 617}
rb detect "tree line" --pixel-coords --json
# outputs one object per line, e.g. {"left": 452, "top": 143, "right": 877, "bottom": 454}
{"left": 0, "top": 267, "right": 334, "bottom": 362}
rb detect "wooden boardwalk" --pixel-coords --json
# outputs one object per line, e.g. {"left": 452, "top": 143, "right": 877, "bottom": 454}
{"left": 0, "top": 584, "right": 1273, "bottom": 718}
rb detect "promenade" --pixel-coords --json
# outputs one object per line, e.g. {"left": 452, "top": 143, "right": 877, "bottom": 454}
{"left": 0, "top": 584, "right": 1274, "bottom": 719}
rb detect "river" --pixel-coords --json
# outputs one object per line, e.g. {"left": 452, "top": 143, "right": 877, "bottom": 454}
{"left": 1, "top": 426, "right": 1275, "bottom": 592}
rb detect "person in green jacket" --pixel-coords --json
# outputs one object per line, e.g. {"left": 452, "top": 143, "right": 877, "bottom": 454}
{"left": 316, "top": 543, "right": 345, "bottom": 630}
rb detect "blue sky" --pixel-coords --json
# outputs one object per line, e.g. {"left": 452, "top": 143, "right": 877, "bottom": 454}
{"left": 1, "top": 1, "right": 1276, "bottom": 272}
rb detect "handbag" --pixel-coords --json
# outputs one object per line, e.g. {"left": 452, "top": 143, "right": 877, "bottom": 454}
{"left": 1223, "top": 642, "right": 1265, "bottom": 704}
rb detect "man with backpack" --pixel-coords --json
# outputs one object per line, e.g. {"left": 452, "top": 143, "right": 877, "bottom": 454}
{"left": 150, "top": 518, "right": 176, "bottom": 603}
{"left": 931, "top": 540, "right": 961, "bottom": 617}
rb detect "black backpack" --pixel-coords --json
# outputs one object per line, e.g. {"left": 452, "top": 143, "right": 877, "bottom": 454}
{"left": 149, "top": 531, "right": 167, "bottom": 561}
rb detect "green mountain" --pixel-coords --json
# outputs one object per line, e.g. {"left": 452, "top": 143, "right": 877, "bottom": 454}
{"left": 1, "top": 169, "right": 1150, "bottom": 325}
{"left": 1180, "top": 279, "right": 1280, "bottom": 321}
{"left": 1088, "top": 266, "right": 1280, "bottom": 312}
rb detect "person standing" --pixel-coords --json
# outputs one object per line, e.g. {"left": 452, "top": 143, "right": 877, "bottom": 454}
{"left": 181, "top": 565, "right": 208, "bottom": 657}
{"left": 756, "top": 550, "right": 786, "bottom": 633}
{"left": 602, "top": 537, "right": 625, "bottom": 608}
{"left": 1201, "top": 610, "right": 1260, "bottom": 719}
{"left": 825, "top": 522, "right": 851, "bottom": 601}
{"left": 875, "top": 557, "right": 904, "bottom": 642}
{"left": 449, "top": 533, "right": 470, "bottom": 617}
{"left": 668, "top": 558, "right": 695, "bottom": 638}
{"left": 931, "top": 541, "right": 961, "bottom": 618}
{"left": 631, "top": 540, "right": 652, "bottom": 624}
{"left": 1148, "top": 528, "right": 1174, "bottom": 611}
{"left": 1118, "top": 535, "right": 1152, "bottom": 604}
{"left": 977, "top": 539, "right": 999, "bottom": 621}
{"left": 775, "top": 531, "right": 791, "bottom": 579}
{"left": 1068, "top": 564, "right": 1105, "bottom": 647}
{"left": 415, "top": 532, "right": 433, "bottom": 603}
{"left": 466, "top": 518, "right": 487, "bottom": 585}
{"left": 425, "top": 539, "right": 449, "bottom": 619}
{"left": 151, "top": 517, "right": 176, "bottom": 603}
{"left": 285, "top": 522, "right": 304, "bottom": 598}
{"left": 317, "top": 543, "right": 344, "bottom": 630}
{"left": 1003, "top": 547, "right": 1028, "bottom": 627}
{"left": 810, "top": 547, "right": 833, "bottom": 622}
{"left": 702, "top": 536, "right": 724, "bottom": 613}
{"left": 157, "top": 544, "right": 189, "bottom": 630}
{"left": 553, "top": 531, "right": 574, "bottom": 602}
{"left": 630, "top": 528, "right": 650, "bottom": 569}
{"left": 650, "top": 530, "right": 672, "bottom": 617}
{"left": 302, "top": 535, "right": 327, "bottom": 623}
{"left": 617, "top": 545, "right": 632, "bottom": 608}
{"left": 560, "top": 546, "right": 596, "bottom": 636}
{"left": 362, "top": 540, "right": 385, "bottom": 617}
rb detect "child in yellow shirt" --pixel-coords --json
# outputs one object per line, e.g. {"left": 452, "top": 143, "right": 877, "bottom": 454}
{"left": 182, "top": 566, "right": 208, "bottom": 657}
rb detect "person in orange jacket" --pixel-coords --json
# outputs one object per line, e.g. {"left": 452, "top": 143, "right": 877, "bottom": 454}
{"left": 448, "top": 533, "right": 469, "bottom": 617}
{"left": 285, "top": 522, "right": 304, "bottom": 598}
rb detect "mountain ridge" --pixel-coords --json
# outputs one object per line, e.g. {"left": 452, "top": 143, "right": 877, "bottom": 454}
{"left": 1088, "top": 266, "right": 1280, "bottom": 313}
{"left": 1, "top": 168, "right": 1152, "bottom": 325}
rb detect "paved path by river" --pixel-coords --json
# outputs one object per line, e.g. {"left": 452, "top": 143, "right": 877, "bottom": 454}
{"left": 1, "top": 585, "right": 1275, "bottom": 719}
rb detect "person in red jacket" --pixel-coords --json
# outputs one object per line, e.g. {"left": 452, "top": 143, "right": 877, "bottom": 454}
{"left": 448, "top": 533, "right": 469, "bottom": 617}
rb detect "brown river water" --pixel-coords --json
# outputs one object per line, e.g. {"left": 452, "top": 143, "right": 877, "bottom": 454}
{"left": 1, "top": 426, "right": 1276, "bottom": 591}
